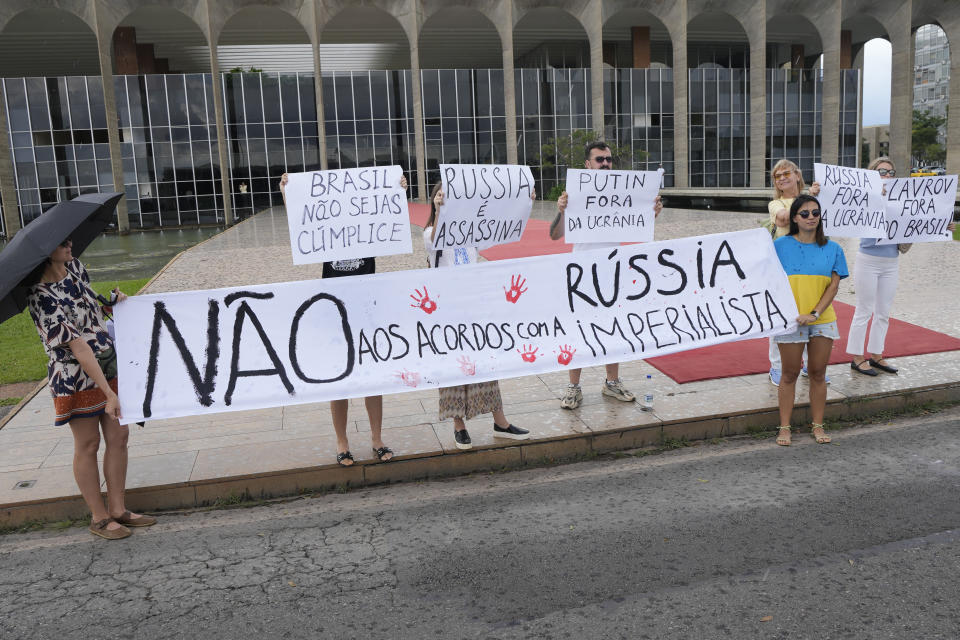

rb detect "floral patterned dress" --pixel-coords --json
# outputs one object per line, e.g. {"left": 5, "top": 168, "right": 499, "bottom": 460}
{"left": 27, "top": 259, "right": 117, "bottom": 426}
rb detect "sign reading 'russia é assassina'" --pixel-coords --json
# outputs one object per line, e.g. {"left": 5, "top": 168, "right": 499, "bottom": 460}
{"left": 113, "top": 228, "right": 798, "bottom": 423}
{"left": 814, "top": 163, "right": 886, "bottom": 237}
{"left": 564, "top": 168, "right": 663, "bottom": 244}
{"left": 283, "top": 166, "right": 411, "bottom": 265}
{"left": 876, "top": 175, "right": 958, "bottom": 244}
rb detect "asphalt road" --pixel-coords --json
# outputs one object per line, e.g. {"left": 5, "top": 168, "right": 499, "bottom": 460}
{"left": 3, "top": 407, "right": 960, "bottom": 639}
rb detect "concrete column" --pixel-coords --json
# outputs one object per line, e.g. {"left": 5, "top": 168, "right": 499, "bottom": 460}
{"left": 748, "top": 10, "right": 767, "bottom": 188}
{"left": 206, "top": 10, "right": 234, "bottom": 226}
{"left": 946, "top": 26, "right": 960, "bottom": 175}
{"left": 0, "top": 83, "right": 20, "bottom": 237}
{"left": 92, "top": 0, "right": 130, "bottom": 234}
{"left": 312, "top": 0, "right": 328, "bottom": 171}
{"left": 887, "top": 3, "right": 913, "bottom": 176}
{"left": 500, "top": 0, "right": 518, "bottom": 165}
{"left": 586, "top": 1, "right": 604, "bottom": 139}
{"left": 817, "top": 1, "right": 842, "bottom": 166}
{"left": 671, "top": 22, "right": 688, "bottom": 187}
{"left": 632, "top": 27, "right": 650, "bottom": 69}
{"left": 407, "top": 0, "right": 427, "bottom": 202}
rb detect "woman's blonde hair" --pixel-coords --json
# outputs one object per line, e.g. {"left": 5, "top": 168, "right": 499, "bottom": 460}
{"left": 771, "top": 159, "right": 806, "bottom": 199}
{"left": 867, "top": 156, "right": 895, "bottom": 172}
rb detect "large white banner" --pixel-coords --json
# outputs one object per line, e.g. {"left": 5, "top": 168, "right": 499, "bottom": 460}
{"left": 563, "top": 169, "right": 663, "bottom": 244}
{"left": 431, "top": 164, "right": 535, "bottom": 250}
{"left": 283, "top": 166, "right": 410, "bottom": 264}
{"left": 876, "top": 176, "right": 958, "bottom": 244}
{"left": 814, "top": 163, "right": 886, "bottom": 238}
{"left": 114, "top": 228, "right": 798, "bottom": 423}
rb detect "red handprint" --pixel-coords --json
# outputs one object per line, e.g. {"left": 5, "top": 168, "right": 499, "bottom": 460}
{"left": 394, "top": 369, "right": 421, "bottom": 388}
{"left": 457, "top": 356, "right": 476, "bottom": 376}
{"left": 503, "top": 274, "right": 528, "bottom": 304}
{"left": 517, "top": 344, "right": 538, "bottom": 363}
{"left": 557, "top": 344, "right": 576, "bottom": 366}
{"left": 410, "top": 287, "right": 437, "bottom": 314}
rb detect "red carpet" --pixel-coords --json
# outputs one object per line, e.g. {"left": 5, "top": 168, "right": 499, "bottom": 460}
{"left": 646, "top": 301, "right": 960, "bottom": 384}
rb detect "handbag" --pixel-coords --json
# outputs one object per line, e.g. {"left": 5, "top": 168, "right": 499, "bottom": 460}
{"left": 95, "top": 346, "right": 118, "bottom": 380}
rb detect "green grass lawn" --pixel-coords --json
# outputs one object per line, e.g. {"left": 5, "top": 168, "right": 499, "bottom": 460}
{"left": 0, "top": 277, "right": 151, "bottom": 386}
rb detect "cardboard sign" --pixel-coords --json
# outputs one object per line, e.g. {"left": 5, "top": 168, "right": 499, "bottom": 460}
{"left": 876, "top": 176, "right": 958, "bottom": 244}
{"left": 564, "top": 169, "right": 663, "bottom": 243}
{"left": 283, "top": 166, "right": 410, "bottom": 264}
{"left": 432, "top": 164, "right": 535, "bottom": 250}
{"left": 814, "top": 163, "right": 886, "bottom": 238}
{"left": 114, "top": 228, "right": 797, "bottom": 423}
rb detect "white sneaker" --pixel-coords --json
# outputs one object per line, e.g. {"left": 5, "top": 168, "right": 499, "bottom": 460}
{"left": 560, "top": 384, "right": 582, "bottom": 409}
{"left": 601, "top": 378, "right": 636, "bottom": 402}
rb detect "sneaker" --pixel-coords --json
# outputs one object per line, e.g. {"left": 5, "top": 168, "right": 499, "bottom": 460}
{"left": 800, "top": 366, "right": 831, "bottom": 385}
{"left": 769, "top": 368, "right": 781, "bottom": 387}
{"left": 454, "top": 428, "right": 472, "bottom": 450}
{"left": 560, "top": 384, "right": 583, "bottom": 409}
{"left": 601, "top": 378, "right": 636, "bottom": 402}
{"left": 494, "top": 423, "right": 530, "bottom": 440}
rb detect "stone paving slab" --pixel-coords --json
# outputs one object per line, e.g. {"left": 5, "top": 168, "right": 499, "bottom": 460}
{"left": 1, "top": 206, "right": 959, "bottom": 526}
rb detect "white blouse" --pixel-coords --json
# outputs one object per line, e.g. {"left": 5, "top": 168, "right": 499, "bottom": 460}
{"left": 423, "top": 226, "right": 480, "bottom": 268}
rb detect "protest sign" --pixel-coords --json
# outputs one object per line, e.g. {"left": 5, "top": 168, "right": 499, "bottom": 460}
{"left": 431, "top": 164, "right": 535, "bottom": 250}
{"left": 564, "top": 168, "right": 663, "bottom": 244}
{"left": 115, "top": 228, "right": 797, "bottom": 423}
{"left": 876, "top": 176, "right": 958, "bottom": 244}
{"left": 283, "top": 166, "right": 410, "bottom": 265}
{"left": 814, "top": 163, "right": 886, "bottom": 237}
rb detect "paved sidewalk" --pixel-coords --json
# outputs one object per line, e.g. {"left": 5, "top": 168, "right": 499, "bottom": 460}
{"left": 2, "top": 206, "right": 959, "bottom": 526}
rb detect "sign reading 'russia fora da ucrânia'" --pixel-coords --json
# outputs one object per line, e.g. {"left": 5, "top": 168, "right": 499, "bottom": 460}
{"left": 430, "top": 164, "right": 535, "bottom": 250}
{"left": 814, "top": 163, "right": 886, "bottom": 238}
{"left": 113, "top": 228, "right": 798, "bottom": 424}
{"left": 283, "top": 166, "right": 411, "bottom": 265}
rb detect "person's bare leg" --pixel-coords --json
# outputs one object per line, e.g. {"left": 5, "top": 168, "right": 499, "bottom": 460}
{"left": 365, "top": 395, "right": 391, "bottom": 460}
{"left": 69, "top": 417, "right": 122, "bottom": 532}
{"left": 568, "top": 368, "right": 582, "bottom": 385}
{"left": 806, "top": 337, "right": 833, "bottom": 443}
{"left": 777, "top": 343, "right": 805, "bottom": 444}
{"left": 100, "top": 415, "right": 134, "bottom": 519}
{"left": 453, "top": 417, "right": 466, "bottom": 432}
{"left": 330, "top": 399, "right": 353, "bottom": 464}
{"left": 492, "top": 408, "right": 509, "bottom": 428}
{"left": 605, "top": 363, "right": 619, "bottom": 382}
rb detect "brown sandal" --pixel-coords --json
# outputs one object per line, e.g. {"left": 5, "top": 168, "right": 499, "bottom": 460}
{"left": 114, "top": 510, "right": 157, "bottom": 527}
{"left": 811, "top": 423, "right": 832, "bottom": 444}
{"left": 89, "top": 518, "right": 131, "bottom": 540}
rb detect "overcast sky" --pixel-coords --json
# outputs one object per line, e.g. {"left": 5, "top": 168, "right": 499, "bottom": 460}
{"left": 862, "top": 39, "right": 892, "bottom": 127}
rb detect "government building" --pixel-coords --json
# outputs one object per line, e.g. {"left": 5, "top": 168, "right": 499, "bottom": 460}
{"left": 0, "top": 0, "right": 957, "bottom": 235}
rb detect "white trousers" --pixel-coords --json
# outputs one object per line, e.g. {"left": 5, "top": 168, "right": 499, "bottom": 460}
{"left": 846, "top": 252, "right": 899, "bottom": 356}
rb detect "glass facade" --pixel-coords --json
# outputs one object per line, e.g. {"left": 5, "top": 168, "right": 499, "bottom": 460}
{"left": 913, "top": 24, "right": 950, "bottom": 127}
{"left": 688, "top": 68, "right": 750, "bottom": 187}
{"left": 604, "top": 68, "right": 675, "bottom": 186}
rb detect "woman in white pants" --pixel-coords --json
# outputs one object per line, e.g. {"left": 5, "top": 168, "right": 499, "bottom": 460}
{"left": 846, "top": 156, "right": 955, "bottom": 375}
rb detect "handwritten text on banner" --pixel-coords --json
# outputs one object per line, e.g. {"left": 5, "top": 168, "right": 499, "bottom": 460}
{"left": 564, "top": 168, "right": 663, "bottom": 243}
{"left": 814, "top": 163, "right": 886, "bottom": 238}
{"left": 284, "top": 166, "right": 410, "bottom": 264}
{"left": 876, "top": 175, "right": 957, "bottom": 244}
{"left": 114, "top": 228, "right": 798, "bottom": 423}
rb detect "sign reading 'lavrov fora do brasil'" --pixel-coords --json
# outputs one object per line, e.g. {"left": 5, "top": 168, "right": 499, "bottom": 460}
{"left": 876, "top": 175, "right": 958, "bottom": 244}
{"left": 283, "top": 166, "right": 411, "bottom": 265}
{"left": 113, "top": 228, "right": 798, "bottom": 424}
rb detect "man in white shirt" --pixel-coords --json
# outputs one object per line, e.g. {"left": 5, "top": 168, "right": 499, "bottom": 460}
{"left": 549, "top": 141, "right": 663, "bottom": 409}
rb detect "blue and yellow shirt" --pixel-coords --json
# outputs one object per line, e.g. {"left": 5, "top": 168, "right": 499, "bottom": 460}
{"left": 774, "top": 236, "right": 848, "bottom": 324}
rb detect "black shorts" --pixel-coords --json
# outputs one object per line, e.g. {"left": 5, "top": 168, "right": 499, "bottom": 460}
{"left": 322, "top": 257, "right": 376, "bottom": 278}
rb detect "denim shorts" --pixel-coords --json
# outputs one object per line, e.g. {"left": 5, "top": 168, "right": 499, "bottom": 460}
{"left": 774, "top": 320, "right": 840, "bottom": 343}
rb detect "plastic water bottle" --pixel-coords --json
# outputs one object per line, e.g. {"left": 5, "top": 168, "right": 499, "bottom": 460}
{"left": 641, "top": 374, "right": 654, "bottom": 411}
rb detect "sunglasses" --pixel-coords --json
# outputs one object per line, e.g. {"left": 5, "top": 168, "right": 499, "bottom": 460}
{"left": 877, "top": 168, "right": 896, "bottom": 177}
{"left": 773, "top": 171, "right": 794, "bottom": 180}
{"left": 592, "top": 155, "right": 614, "bottom": 164}
{"left": 797, "top": 209, "right": 821, "bottom": 219}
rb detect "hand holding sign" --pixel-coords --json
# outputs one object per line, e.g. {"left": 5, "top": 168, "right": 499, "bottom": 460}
{"left": 876, "top": 176, "right": 958, "bottom": 244}
{"left": 283, "top": 166, "right": 411, "bottom": 265}
{"left": 814, "top": 163, "right": 886, "bottom": 238}
{"left": 564, "top": 169, "right": 663, "bottom": 243}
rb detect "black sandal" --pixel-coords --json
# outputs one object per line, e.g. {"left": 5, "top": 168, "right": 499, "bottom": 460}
{"left": 336, "top": 451, "right": 355, "bottom": 467}
{"left": 851, "top": 360, "right": 878, "bottom": 376}
{"left": 373, "top": 446, "right": 394, "bottom": 462}
{"left": 869, "top": 358, "right": 898, "bottom": 374}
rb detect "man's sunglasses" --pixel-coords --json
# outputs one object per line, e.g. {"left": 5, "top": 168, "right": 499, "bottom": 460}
{"left": 877, "top": 168, "right": 896, "bottom": 177}
{"left": 592, "top": 156, "right": 614, "bottom": 164}
{"left": 797, "top": 209, "right": 821, "bottom": 219}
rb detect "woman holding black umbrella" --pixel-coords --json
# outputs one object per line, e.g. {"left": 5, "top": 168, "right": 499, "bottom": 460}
{"left": 27, "top": 238, "right": 156, "bottom": 540}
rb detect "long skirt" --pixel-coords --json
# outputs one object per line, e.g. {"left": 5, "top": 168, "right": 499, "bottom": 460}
{"left": 438, "top": 380, "right": 503, "bottom": 421}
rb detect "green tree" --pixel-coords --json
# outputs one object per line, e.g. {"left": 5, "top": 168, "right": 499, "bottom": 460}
{"left": 912, "top": 109, "right": 947, "bottom": 166}
{"left": 538, "top": 130, "right": 649, "bottom": 199}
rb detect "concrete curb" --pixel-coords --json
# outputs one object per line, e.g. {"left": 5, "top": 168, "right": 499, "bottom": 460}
{"left": 3, "top": 382, "right": 957, "bottom": 527}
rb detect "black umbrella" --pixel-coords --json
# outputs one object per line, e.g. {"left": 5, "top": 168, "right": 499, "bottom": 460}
{"left": 0, "top": 192, "right": 123, "bottom": 324}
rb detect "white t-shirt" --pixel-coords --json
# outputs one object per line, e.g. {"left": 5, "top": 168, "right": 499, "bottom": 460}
{"left": 423, "top": 227, "right": 480, "bottom": 267}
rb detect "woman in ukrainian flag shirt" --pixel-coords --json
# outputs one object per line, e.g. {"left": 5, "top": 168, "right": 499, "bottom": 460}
{"left": 773, "top": 194, "right": 848, "bottom": 446}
